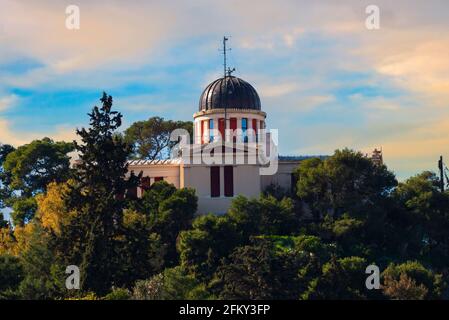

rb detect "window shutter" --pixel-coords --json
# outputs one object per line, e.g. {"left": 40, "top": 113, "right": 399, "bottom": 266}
{"left": 224, "top": 166, "right": 234, "bottom": 197}
{"left": 210, "top": 166, "right": 220, "bottom": 197}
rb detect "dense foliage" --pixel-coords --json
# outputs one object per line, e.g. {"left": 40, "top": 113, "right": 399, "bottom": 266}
{"left": 0, "top": 139, "right": 73, "bottom": 226}
{"left": 1, "top": 93, "right": 449, "bottom": 300}
{"left": 124, "top": 116, "right": 193, "bottom": 160}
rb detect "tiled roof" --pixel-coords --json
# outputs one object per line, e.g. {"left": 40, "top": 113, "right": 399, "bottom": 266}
{"left": 127, "top": 158, "right": 182, "bottom": 166}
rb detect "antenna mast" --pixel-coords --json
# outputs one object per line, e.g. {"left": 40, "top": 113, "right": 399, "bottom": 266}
{"left": 221, "top": 36, "right": 232, "bottom": 141}
{"left": 223, "top": 36, "right": 228, "bottom": 77}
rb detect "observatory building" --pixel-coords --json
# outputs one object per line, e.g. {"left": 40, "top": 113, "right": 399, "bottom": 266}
{"left": 127, "top": 70, "right": 307, "bottom": 214}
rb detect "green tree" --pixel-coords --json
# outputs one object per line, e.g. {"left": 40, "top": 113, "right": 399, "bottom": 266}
{"left": 383, "top": 273, "right": 428, "bottom": 300}
{"left": 118, "top": 209, "right": 158, "bottom": 285}
{"left": 381, "top": 261, "right": 444, "bottom": 300}
{"left": 316, "top": 214, "right": 369, "bottom": 258}
{"left": 294, "top": 157, "right": 328, "bottom": 221}
{"left": 228, "top": 194, "right": 298, "bottom": 237}
{"left": 131, "top": 267, "right": 210, "bottom": 300}
{"left": 1, "top": 138, "right": 73, "bottom": 225}
{"left": 0, "top": 212, "right": 7, "bottom": 229}
{"left": 295, "top": 149, "right": 397, "bottom": 221}
{"left": 178, "top": 214, "right": 240, "bottom": 280}
{"left": 393, "top": 172, "right": 449, "bottom": 266}
{"left": 152, "top": 187, "right": 197, "bottom": 267}
{"left": 10, "top": 197, "right": 37, "bottom": 228}
{"left": 62, "top": 92, "right": 140, "bottom": 294}
{"left": 162, "top": 267, "right": 210, "bottom": 299}
{"left": 127, "top": 181, "right": 197, "bottom": 271}
{"left": 293, "top": 149, "right": 402, "bottom": 263}
{"left": 17, "top": 223, "right": 65, "bottom": 299}
{"left": 0, "top": 144, "right": 15, "bottom": 210}
{"left": 178, "top": 194, "right": 298, "bottom": 282}
{"left": 302, "top": 256, "right": 368, "bottom": 300}
{"left": 124, "top": 116, "right": 193, "bottom": 160}
{"left": 216, "top": 239, "right": 302, "bottom": 300}
{"left": 0, "top": 254, "right": 24, "bottom": 298}
{"left": 136, "top": 180, "right": 177, "bottom": 214}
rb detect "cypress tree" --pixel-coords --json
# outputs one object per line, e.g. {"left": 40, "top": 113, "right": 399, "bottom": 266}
{"left": 64, "top": 92, "right": 140, "bottom": 294}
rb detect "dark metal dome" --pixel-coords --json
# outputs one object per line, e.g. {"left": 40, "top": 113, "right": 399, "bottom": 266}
{"left": 199, "top": 76, "right": 261, "bottom": 111}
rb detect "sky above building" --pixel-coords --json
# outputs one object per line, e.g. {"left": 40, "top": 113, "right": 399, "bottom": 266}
{"left": 0, "top": 0, "right": 449, "bottom": 180}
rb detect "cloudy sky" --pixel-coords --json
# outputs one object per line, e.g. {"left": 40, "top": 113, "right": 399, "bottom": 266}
{"left": 0, "top": 0, "right": 448, "bottom": 179}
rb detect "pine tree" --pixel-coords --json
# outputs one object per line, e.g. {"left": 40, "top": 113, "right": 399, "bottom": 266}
{"left": 63, "top": 92, "right": 140, "bottom": 294}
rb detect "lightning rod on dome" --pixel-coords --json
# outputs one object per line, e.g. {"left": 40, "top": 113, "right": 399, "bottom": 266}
{"left": 221, "top": 36, "right": 232, "bottom": 78}
{"left": 220, "top": 36, "right": 235, "bottom": 136}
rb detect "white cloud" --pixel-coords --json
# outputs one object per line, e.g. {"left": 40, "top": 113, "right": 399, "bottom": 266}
{"left": 0, "top": 94, "right": 18, "bottom": 112}
{"left": 259, "top": 83, "right": 299, "bottom": 98}
{"left": 283, "top": 28, "right": 305, "bottom": 47}
{"left": 0, "top": 119, "right": 77, "bottom": 146}
{"left": 301, "top": 95, "right": 335, "bottom": 110}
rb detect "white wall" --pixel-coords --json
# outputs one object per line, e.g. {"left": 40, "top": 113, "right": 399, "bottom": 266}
{"left": 128, "top": 164, "right": 181, "bottom": 197}
{"left": 183, "top": 164, "right": 262, "bottom": 214}
{"left": 261, "top": 161, "right": 301, "bottom": 192}
{"left": 128, "top": 160, "right": 301, "bottom": 215}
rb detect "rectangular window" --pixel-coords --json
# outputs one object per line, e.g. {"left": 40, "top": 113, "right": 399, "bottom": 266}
{"left": 224, "top": 166, "right": 234, "bottom": 197}
{"left": 209, "top": 119, "right": 214, "bottom": 142}
{"left": 242, "top": 118, "right": 248, "bottom": 143}
{"left": 218, "top": 118, "right": 225, "bottom": 141}
{"left": 230, "top": 117, "right": 237, "bottom": 142}
{"left": 210, "top": 166, "right": 220, "bottom": 197}
{"left": 154, "top": 177, "right": 164, "bottom": 182}
{"left": 252, "top": 119, "right": 258, "bottom": 142}
{"left": 141, "top": 176, "right": 151, "bottom": 192}
{"left": 201, "top": 120, "right": 206, "bottom": 144}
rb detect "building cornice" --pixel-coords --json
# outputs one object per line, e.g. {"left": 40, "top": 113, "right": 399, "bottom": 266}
{"left": 193, "top": 108, "right": 266, "bottom": 119}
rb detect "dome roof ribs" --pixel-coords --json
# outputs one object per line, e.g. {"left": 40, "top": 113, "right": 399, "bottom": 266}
{"left": 199, "top": 76, "right": 261, "bottom": 111}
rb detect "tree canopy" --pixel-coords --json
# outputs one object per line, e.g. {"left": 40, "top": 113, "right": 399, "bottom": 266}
{"left": 124, "top": 116, "right": 192, "bottom": 160}
{"left": 0, "top": 139, "right": 73, "bottom": 226}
